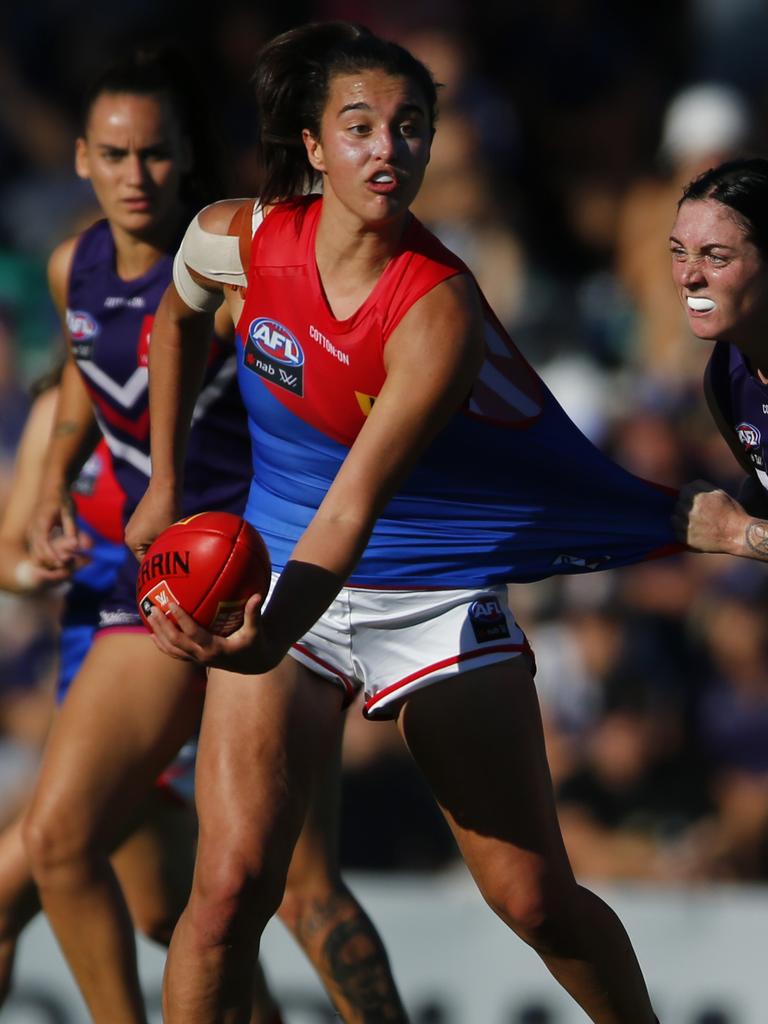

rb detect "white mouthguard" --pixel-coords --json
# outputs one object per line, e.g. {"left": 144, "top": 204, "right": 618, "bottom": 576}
{"left": 687, "top": 297, "right": 716, "bottom": 312}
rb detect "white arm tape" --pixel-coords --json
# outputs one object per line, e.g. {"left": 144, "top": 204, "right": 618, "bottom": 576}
{"left": 172, "top": 249, "right": 224, "bottom": 313}
{"left": 173, "top": 203, "right": 266, "bottom": 313}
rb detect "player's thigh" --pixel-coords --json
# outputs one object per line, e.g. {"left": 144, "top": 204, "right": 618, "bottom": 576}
{"left": 398, "top": 657, "right": 573, "bottom": 895}
{"left": 112, "top": 789, "right": 197, "bottom": 938}
{"left": 28, "top": 632, "right": 204, "bottom": 845}
{"left": 194, "top": 658, "right": 345, "bottom": 872}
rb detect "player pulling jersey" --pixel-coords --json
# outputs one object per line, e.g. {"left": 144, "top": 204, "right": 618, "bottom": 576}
{"left": 172, "top": 194, "right": 684, "bottom": 717}
{"left": 235, "top": 196, "right": 680, "bottom": 588}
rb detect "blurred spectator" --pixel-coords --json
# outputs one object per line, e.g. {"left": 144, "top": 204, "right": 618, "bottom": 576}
{"left": 399, "top": 24, "right": 521, "bottom": 183}
{"left": 411, "top": 109, "right": 526, "bottom": 332}
{"left": 340, "top": 701, "right": 456, "bottom": 872}
{"left": 534, "top": 588, "right": 713, "bottom": 881}
{"left": 0, "top": 308, "right": 30, "bottom": 509}
{"left": 691, "top": 566, "right": 768, "bottom": 879}
{"left": 689, "top": 0, "right": 768, "bottom": 92}
{"left": 0, "top": 41, "right": 96, "bottom": 256}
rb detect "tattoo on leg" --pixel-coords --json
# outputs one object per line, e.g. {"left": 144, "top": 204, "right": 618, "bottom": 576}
{"left": 746, "top": 522, "right": 768, "bottom": 558}
{"left": 297, "top": 897, "right": 407, "bottom": 1022}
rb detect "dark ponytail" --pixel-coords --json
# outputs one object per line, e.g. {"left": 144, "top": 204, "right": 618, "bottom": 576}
{"left": 81, "top": 46, "right": 227, "bottom": 208}
{"left": 253, "top": 21, "right": 438, "bottom": 206}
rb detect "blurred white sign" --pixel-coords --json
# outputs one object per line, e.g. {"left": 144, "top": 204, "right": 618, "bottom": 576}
{"left": 4, "top": 871, "right": 763, "bottom": 1023}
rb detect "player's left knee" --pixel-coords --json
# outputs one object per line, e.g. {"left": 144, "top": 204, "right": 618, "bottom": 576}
{"left": 483, "top": 874, "right": 579, "bottom": 953}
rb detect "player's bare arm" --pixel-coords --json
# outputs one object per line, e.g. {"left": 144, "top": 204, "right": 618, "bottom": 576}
{"left": 29, "top": 239, "right": 101, "bottom": 566}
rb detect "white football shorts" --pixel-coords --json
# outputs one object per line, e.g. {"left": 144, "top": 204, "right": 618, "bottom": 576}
{"left": 272, "top": 577, "right": 532, "bottom": 719}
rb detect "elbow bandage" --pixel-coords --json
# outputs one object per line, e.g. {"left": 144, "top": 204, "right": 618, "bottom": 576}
{"left": 172, "top": 249, "right": 224, "bottom": 313}
{"left": 173, "top": 203, "right": 261, "bottom": 312}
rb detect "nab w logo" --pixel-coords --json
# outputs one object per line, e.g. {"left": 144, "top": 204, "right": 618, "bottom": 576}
{"left": 243, "top": 318, "right": 305, "bottom": 397}
{"left": 248, "top": 318, "right": 304, "bottom": 366}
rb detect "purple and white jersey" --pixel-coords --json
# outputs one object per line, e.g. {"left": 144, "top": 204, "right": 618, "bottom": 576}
{"left": 708, "top": 341, "right": 768, "bottom": 492}
{"left": 66, "top": 219, "right": 251, "bottom": 517}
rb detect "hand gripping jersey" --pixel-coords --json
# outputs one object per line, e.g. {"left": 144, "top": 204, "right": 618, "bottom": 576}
{"left": 67, "top": 219, "right": 251, "bottom": 518}
{"left": 707, "top": 340, "right": 768, "bottom": 491}
{"left": 236, "top": 196, "right": 680, "bottom": 588}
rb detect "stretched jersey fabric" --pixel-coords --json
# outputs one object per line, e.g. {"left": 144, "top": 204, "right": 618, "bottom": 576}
{"left": 67, "top": 219, "right": 251, "bottom": 518}
{"left": 236, "top": 196, "right": 680, "bottom": 588}
{"left": 707, "top": 340, "right": 768, "bottom": 491}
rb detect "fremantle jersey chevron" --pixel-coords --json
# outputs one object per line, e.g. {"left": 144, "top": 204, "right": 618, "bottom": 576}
{"left": 67, "top": 219, "right": 251, "bottom": 518}
{"left": 708, "top": 340, "right": 768, "bottom": 492}
{"left": 235, "top": 196, "right": 681, "bottom": 587}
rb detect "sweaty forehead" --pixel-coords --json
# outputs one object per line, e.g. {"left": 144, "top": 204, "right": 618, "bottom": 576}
{"left": 674, "top": 198, "right": 752, "bottom": 245}
{"left": 326, "top": 69, "right": 426, "bottom": 114}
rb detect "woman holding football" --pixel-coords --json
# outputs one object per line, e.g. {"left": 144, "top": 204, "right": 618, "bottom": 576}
{"left": 22, "top": 46, "right": 406, "bottom": 1024}
{"left": 128, "top": 20, "right": 670, "bottom": 1024}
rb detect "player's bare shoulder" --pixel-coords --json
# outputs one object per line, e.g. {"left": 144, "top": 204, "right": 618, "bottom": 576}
{"left": 196, "top": 199, "right": 253, "bottom": 236}
{"left": 47, "top": 235, "right": 80, "bottom": 314}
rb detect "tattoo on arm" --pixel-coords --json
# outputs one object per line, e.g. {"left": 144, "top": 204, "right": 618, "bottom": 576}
{"left": 745, "top": 521, "right": 768, "bottom": 559}
{"left": 52, "top": 420, "right": 83, "bottom": 437}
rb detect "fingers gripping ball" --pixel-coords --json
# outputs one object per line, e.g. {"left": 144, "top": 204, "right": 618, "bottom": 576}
{"left": 136, "top": 512, "right": 271, "bottom": 636}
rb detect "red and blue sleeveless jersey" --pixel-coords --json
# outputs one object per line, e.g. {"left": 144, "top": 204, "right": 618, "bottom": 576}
{"left": 708, "top": 340, "right": 768, "bottom": 491}
{"left": 66, "top": 219, "right": 251, "bottom": 517}
{"left": 235, "top": 196, "right": 680, "bottom": 587}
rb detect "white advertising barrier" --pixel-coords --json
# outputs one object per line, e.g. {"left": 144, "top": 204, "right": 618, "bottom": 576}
{"left": 3, "top": 870, "right": 765, "bottom": 1023}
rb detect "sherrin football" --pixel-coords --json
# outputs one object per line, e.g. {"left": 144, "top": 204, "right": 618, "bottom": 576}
{"left": 136, "top": 512, "right": 271, "bottom": 636}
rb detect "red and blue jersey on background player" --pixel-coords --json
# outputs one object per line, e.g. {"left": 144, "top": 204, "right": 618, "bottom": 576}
{"left": 235, "top": 196, "right": 680, "bottom": 588}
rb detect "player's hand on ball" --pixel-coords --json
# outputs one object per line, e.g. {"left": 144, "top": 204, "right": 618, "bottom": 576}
{"left": 125, "top": 486, "right": 179, "bottom": 561}
{"left": 146, "top": 591, "right": 277, "bottom": 673}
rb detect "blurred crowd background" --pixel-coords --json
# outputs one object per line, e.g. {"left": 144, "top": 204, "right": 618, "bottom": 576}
{"left": 2, "top": 0, "right": 768, "bottom": 886}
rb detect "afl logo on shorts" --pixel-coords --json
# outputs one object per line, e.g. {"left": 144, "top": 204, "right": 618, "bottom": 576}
{"left": 737, "top": 422, "right": 761, "bottom": 449}
{"left": 66, "top": 308, "right": 99, "bottom": 360}
{"left": 468, "top": 596, "right": 511, "bottom": 643}
{"left": 243, "top": 318, "right": 304, "bottom": 396}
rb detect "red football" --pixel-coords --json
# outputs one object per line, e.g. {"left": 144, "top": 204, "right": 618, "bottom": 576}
{"left": 136, "top": 512, "right": 271, "bottom": 636}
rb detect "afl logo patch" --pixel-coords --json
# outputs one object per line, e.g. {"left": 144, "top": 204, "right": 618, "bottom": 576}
{"left": 66, "top": 309, "right": 99, "bottom": 360}
{"left": 243, "top": 318, "right": 304, "bottom": 396}
{"left": 468, "top": 596, "right": 511, "bottom": 643}
{"left": 737, "top": 422, "right": 761, "bottom": 449}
